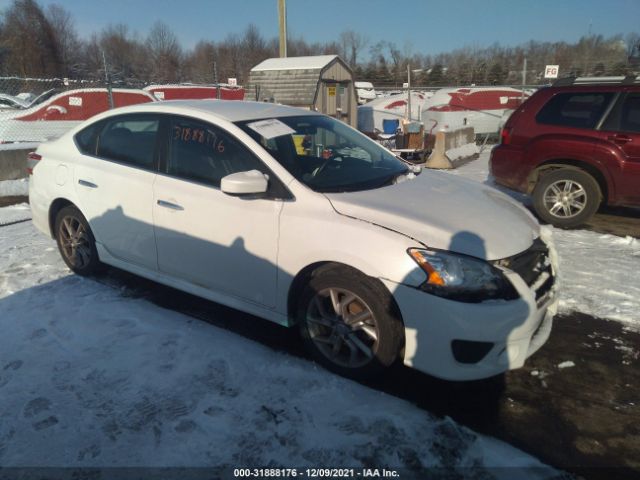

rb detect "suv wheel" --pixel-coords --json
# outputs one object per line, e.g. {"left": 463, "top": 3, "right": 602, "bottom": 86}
{"left": 532, "top": 168, "right": 601, "bottom": 228}
{"left": 297, "top": 267, "right": 404, "bottom": 380}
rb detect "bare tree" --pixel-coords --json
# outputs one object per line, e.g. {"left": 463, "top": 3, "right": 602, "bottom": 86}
{"left": 339, "top": 30, "right": 368, "bottom": 66}
{"left": 0, "top": 0, "right": 62, "bottom": 77}
{"left": 81, "top": 24, "right": 148, "bottom": 83}
{"left": 146, "top": 21, "right": 182, "bottom": 83}
{"left": 46, "top": 4, "right": 81, "bottom": 77}
{"left": 183, "top": 41, "right": 216, "bottom": 83}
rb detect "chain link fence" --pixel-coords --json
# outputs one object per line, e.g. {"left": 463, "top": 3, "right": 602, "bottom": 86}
{"left": 0, "top": 77, "right": 244, "bottom": 145}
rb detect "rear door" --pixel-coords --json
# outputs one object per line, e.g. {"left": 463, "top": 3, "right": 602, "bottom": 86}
{"left": 598, "top": 91, "right": 640, "bottom": 204}
{"left": 74, "top": 113, "right": 161, "bottom": 270}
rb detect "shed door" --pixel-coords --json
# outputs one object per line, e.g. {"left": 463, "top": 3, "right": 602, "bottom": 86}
{"left": 321, "top": 81, "right": 351, "bottom": 124}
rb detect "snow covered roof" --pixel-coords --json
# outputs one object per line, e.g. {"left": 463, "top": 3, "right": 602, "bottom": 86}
{"left": 251, "top": 55, "right": 338, "bottom": 72}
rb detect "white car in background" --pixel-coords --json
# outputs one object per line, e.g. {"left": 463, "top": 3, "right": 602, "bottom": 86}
{"left": 28, "top": 100, "right": 558, "bottom": 381}
{"left": 355, "top": 81, "right": 377, "bottom": 104}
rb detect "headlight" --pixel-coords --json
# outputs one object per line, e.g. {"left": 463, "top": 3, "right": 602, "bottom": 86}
{"left": 408, "top": 248, "right": 518, "bottom": 302}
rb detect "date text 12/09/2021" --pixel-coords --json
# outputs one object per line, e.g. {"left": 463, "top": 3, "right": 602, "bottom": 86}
{"left": 233, "top": 468, "right": 400, "bottom": 478}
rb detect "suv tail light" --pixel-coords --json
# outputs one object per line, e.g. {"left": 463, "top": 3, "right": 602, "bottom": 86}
{"left": 500, "top": 127, "right": 512, "bottom": 145}
{"left": 27, "top": 152, "right": 42, "bottom": 175}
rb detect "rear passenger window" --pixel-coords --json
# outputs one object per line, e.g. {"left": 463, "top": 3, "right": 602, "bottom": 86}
{"left": 167, "top": 117, "right": 266, "bottom": 188}
{"left": 75, "top": 120, "right": 104, "bottom": 156}
{"left": 96, "top": 115, "right": 160, "bottom": 169}
{"left": 536, "top": 92, "right": 614, "bottom": 129}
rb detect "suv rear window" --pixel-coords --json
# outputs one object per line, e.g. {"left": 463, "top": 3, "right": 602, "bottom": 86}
{"left": 536, "top": 92, "right": 614, "bottom": 129}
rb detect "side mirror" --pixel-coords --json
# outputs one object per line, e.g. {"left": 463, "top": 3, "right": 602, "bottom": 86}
{"left": 221, "top": 170, "right": 268, "bottom": 196}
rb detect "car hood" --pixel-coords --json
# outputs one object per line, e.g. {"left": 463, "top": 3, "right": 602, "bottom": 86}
{"left": 325, "top": 170, "right": 540, "bottom": 260}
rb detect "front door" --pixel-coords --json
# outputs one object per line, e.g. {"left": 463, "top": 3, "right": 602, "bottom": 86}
{"left": 152, "top": 115, "right": 281, "bottom": 308}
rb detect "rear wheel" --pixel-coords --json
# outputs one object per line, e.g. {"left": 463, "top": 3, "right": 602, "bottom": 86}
{"left": 54, "top": 205, "right": 101, "bottom": 275}
{"left": 297, "top": 267, "right": 404, "bottom": 379}
{"left": 532, "top": 168, "right": 601, "bottom": 228}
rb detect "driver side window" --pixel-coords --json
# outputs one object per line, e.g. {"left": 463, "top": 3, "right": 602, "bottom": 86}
{"left": 167, "top": 117, "right": 265, "bottom": 188}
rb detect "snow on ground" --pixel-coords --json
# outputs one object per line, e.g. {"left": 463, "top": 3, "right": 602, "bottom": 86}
{"left": 0, "top": 202, "right": 31, "bottom": 225}
{"left": 0, "top": 178, "right": 28, "bottom": 197}
{"left": 0, "top": 215, "right": 557, "bottom": 476}
{"left": 448, "top": 149, "right": 640, "bottom": 332}
{"left": 0, "top": 141, "right": 39, "bottom": 152}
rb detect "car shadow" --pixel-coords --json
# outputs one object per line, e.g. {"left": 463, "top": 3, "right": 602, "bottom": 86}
{"left": 93, "top": 223, "right": 530, "bottom": 433}
{"left": 31, "top": 203, "right": 542, "bottom": 435}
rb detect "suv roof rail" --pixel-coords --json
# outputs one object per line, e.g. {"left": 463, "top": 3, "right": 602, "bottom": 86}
{"left": 553, "top": 75, "right": 639, "bottom": 86}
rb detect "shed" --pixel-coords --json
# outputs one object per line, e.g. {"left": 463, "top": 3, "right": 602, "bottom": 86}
{"left": 247, "top": 55, "right": 357, "bottom": 127}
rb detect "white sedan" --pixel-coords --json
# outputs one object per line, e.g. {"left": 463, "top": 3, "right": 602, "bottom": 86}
{"left": 29, "top": 100, "right": 558, "bottom": 381}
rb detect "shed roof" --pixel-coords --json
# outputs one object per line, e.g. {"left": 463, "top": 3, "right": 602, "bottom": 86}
{"left": 251, "top": 55, "right": 338, "bottom": 72}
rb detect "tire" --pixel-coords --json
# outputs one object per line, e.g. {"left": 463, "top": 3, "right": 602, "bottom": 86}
{"left": 54, "top": 205, "right": 101, "bottom": 275}
{"left": 297, "top": 266, "right": 404, "bottom": 380}
{"left": 532, "top": 168, "right": 601, "bottom": 228}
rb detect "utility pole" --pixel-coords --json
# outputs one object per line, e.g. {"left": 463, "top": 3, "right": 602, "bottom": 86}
{"left": 102, "top": 51, "right": 114, "bottom": 109}
{"left": 278, "top": 0, "right": 287, "bottom": 58}
{"left": 521, "top": 57, "right": 527, "bottom": 103}
{"left": 407, "top": 64, "right": 411, "bottom": 120}
{"left": 213, "top": 60, "right": 220, "bottom": 99}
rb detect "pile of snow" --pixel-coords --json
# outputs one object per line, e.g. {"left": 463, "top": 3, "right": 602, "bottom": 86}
{"left": 0, "top": 202, "right": 30, "bottom": 225}
{"left": 0, "top": 212, "right": 558, "bottom": 475}
{"left": 553, "top": 230, "right": 640, "bottom": 329}
{"left": 446, "top": 150, "right": 640, "bottom": 332}
{"left": 0, "top": 141, "right": 40, "bottom": 151}
{"left": 0, "top": 178, "right": 28, "bottom": 197}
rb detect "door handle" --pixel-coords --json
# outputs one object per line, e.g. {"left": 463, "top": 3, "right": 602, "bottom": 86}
{"left": 157, "top": 199, "right": 184, "bottom": 211}
{"left": 607, "top": 134, "right": 632, "bottom": 145}
{"left": 78, "top": 179, "right": 98, "bottom": 188}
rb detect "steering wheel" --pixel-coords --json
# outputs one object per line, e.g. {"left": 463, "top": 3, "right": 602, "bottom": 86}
{"left": 312, "top": 145, "right": 340, "bottom": 177}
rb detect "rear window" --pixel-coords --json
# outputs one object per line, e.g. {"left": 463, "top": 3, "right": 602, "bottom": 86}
{"left": 96, "top": 115, "right": 160, "bottom": 169}
{"left": 536, "top": 92, "right": 614, "bottom": 129}
{"left": 75, "top": 120, "right": 104, "bottom": 155}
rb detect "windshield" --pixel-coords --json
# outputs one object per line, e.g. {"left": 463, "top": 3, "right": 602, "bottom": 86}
{"left": 236, "top": 115, "right": 408, "bottom": 193}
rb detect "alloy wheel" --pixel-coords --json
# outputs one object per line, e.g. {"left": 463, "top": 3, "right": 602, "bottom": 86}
{"left": 542, "top": 179, "right": 587, "bottom": 219}
{"left": 58, "top": 215, "right": 92, "bottom": 269}
{"left": 305, "top": 287, "right": 379, "bottom": 368}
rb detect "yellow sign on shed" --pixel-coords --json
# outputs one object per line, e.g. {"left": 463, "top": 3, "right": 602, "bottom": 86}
{"left": 327, "top": 86, "right": 336, "bottom": 97}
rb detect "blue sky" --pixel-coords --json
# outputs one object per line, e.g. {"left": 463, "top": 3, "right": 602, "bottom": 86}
{"left": 4, "top": 0, "right": 639, "bottom": 55}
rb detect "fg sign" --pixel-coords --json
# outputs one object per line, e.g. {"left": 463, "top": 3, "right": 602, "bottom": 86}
{"left": 544, "top": 65, "right": 559, "bottom": 79}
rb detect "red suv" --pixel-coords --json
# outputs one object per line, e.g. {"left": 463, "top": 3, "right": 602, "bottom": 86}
{"left": 491, "top": 76, "right": 640, "bottom": 228}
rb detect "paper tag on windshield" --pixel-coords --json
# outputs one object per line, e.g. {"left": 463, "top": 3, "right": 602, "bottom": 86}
{"left": 247, "top": 119, "right": 295, "bottom": 139}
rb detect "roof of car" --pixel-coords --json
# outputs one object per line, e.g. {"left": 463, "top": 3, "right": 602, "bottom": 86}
{"left": 135, "top": 99, "right": 321, "bottom": 122}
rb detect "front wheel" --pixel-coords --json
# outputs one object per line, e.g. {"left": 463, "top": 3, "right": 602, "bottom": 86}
{"left": 54, "top": 205, "right": 101, "bottom": 275}
{"left": 297, "top": 267, "right": 404, "bottom": 379}
{"left": 532, "top": 168, "right": 601, "bottom": 228}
